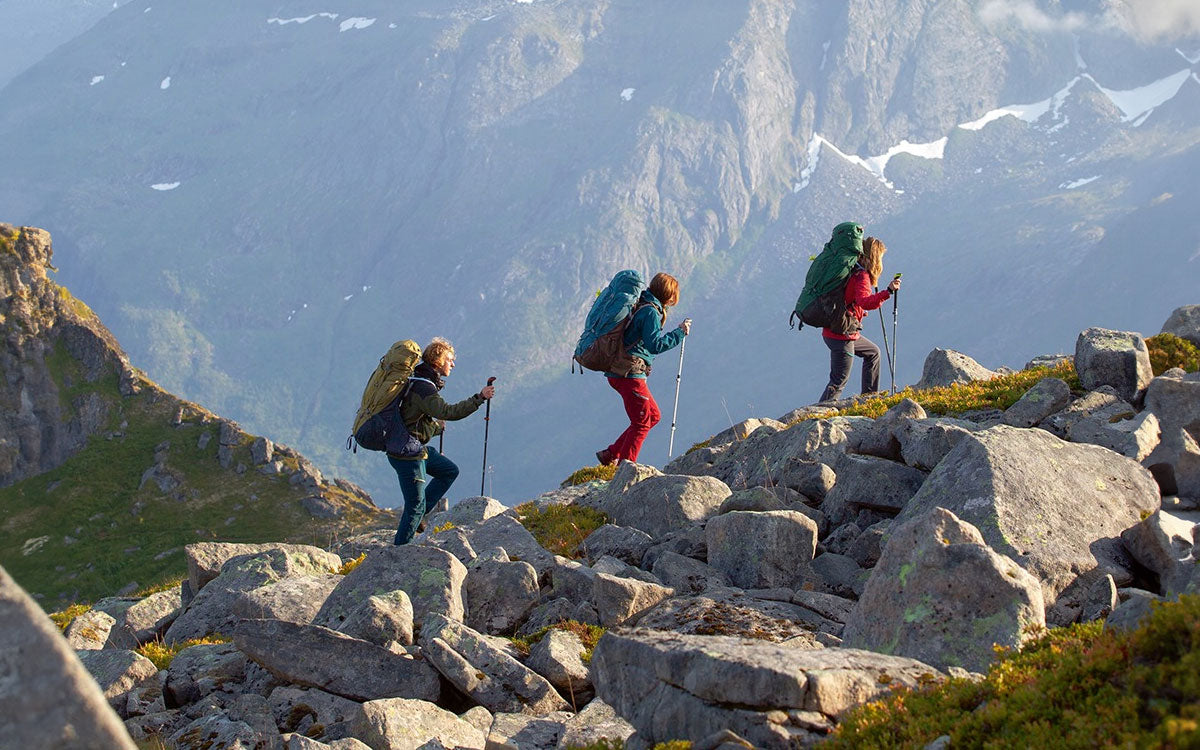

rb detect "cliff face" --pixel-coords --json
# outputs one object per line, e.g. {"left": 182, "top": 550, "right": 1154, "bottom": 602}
{"left": 0, "top": 224, "right": 391, "bottom": 605}
{"left": 0, "top": 224, "right": 135, "bottom": 487}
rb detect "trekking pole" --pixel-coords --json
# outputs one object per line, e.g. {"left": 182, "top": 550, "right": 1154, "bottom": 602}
{"left": 891, "top": 274, "right": 901, "bottom": 393}
{"left": 878, "top": 310, "right": 895, "bottom": 395}
{"left": 668, "top": 336, "right": 687, "bottom": 458}
{"left": 480, "top": 377, "right": 496, "bottom": 496}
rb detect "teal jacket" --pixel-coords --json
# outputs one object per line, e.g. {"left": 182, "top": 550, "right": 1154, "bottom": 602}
{"left": 607, "top": 290, "right": 685, "bottom": 379}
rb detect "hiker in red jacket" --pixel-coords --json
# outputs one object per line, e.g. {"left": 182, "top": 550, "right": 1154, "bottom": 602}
{"left": 819, "top": 236, "right": 902, "bottom": 402}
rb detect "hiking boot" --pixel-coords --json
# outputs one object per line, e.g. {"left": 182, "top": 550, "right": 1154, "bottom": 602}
{"left": 596, "top": 448, "right": 616, "bottom": 467}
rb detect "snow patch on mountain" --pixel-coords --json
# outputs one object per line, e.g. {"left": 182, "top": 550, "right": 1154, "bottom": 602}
{"left": 90, "top": 75, "right": 104, "bottom": 86}
{"left": 621, "top": 88, "right": 635, "bottom": 101}
{"left": 1098, "top": 69, "right": 1192, "bottom": 125}
{"left": 1060, "top": 176, "right": 1100, "bottom": 189}
{"left": 1179, "top": 48, "right": 1200, "bottom": 64}
{"left": 151, "top": 182, "right": 180, "bottom": 191}
{"left": 268, "top": 13, "right": 338, "bottom": 26}
{"left": 160, "top": 77, "right": 170, "bottom": 90}
{"left": 339, "top": 17, "right": 375, "bottom": 32}
{"left": 959, "top": 99, "right": 1050, "bottom": 130}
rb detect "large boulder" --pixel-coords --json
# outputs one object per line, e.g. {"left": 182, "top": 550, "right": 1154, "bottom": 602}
{"left": 895, "top": 418, "right": 978, "bottom": 471}
{"left": 604, "top": 474, "right": 731, "bottom": 538}
{"left": 843, "top": 508, "right": 1045, "bottom": 672}
{"left": 526, "top": 629, "right": 592, "bottom": 698}
{"left": 1, "top": 570, "right": 139, "bottom": 748}
{"left": 894, "top": 425, "right": 1160, "bottom": 611}
{"left": 592, "top": 629, "right": 940, "bottom": 749}
{"left": 458, "top": 515, "right": 557, "bottom": 576}
{"left": 421, "top": 614, "right": 570, "bottom": 716}
{"left": 1069, "top": 411, "right": 1161, "bottom": 461}
{"left": 464, "top": 548, "right": 540, "bottom": 635}
{"left": 234, "top": 618, "right": 440, "bottom": 702}
{"left": 269, "top": 686, "right": 362, "bottom": 737}
{"left": 183, "top": 542, "right": 339, "bottom": 595}
{"left": 1074, "top": 327, "right": 1153, "bottom": 404}
{"left": 821, "top": 453, "right": 926, "bottom": 523}
{"left": 636, "top": 590, "right": 838, "bottom": 643}
{"left": 1120, "top": 510, "right": 1197, "bottom": 595}
{"left": 76, "top": 650, "right": 159, "bottom": 717}
{"left": 106, "top": 588, "right": 182, "bottom": 649}
{"left": 65, "top": 609, "right": 116, "bottom": 650}
{"left": 554, "top": 699, "right": 635, "bottom": 750}
{"left": 349, "top": 698, "right": 486, "bottom": 750}
{"left": 706, "top": 511, "right": 818, "bottom": 589}
{"left": 850, "top": 398, "right": 926, "bottom": 460}
{"left": 915, "top": 349, "right": 998, "bottom": 389}
{"left": 231, "top": 573, "right": 342, "bottom": 625}
{"left": 1001, "top": 378, "right": 1072, "bottom": 428}
{"left": 163, "top": 643, "right": 248, "bottom": 707}
{"left": 313, "top": 545, "right": 466, "bottom": 630}
{"left": 166, "top": 548, "right": 341, "bottom": 643}
{"left": 1160, "top": 305, "right": 1200, "bottom": 347}
{"left": 745, "top": 418, "right": 862, "bottom": 488}
{"left": 592, "top": 572, "right": 674, "bottom": 627}
{"left": 580, "top": 524, "right": 654, "bottom": 566}
{"left": 336, "top": 590, "right": 415, "bottom": 646}
{"left": 1041, "top": 387, "right": 1133, "bottom": 439}
{"left": 486, "top": 712, "right": 573, "bottom": 750}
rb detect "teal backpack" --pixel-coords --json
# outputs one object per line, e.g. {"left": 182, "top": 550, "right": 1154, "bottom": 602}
{"left": 792, "top": 222, "right": 864, "bottom": 334}
{"left": 574, "top": 270, "right": 645, "bottom": 375}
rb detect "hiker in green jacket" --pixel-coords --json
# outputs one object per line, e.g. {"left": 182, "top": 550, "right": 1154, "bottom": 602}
{"left": 391, "top": 337, "right": 495, "bottom": 545}
{"left": 596, "top": 273, "right": 691, "bottom": 466}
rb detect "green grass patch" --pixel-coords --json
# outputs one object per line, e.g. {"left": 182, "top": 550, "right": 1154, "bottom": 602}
{"left": 790, "top": 361, "right": 1081, "bottom": 424}
{"left": 136, "top": 635, "right": 231, "bottom": 670}
{"left": 514, "top": 503, "right": 609, "bottom": 558}
{"left": 562, "top": 464, "right": 617, "bottom": 486}
{"left": 684, "top": 439, "right": 711, "bottom": 455}
{"left": 509, "top": 620, "right": 607, "bottom": 663}
{"left": 49, "top": 603, "right": 92, "bottom": 631}
{"left": 566, "top": 739, "right": 692, "bottom": 750}
{"left": 828, "top": 595, "right": 1200, "bottom": 748}
{"left": 134, "top": 575, "right": 186, "bottom": 598}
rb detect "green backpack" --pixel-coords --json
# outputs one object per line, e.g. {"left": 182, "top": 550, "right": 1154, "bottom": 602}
{"left": 792, "top": 222, "right": 864, "bottom": 334}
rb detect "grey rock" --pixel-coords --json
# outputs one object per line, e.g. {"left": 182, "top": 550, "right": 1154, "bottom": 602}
{"left": 517, "top": 597, "right": 577, "bottom": 637}
{"left": 487, "top": 712, "right": 572, "bottom": 750}
{"left": 234, "top": 618, "right": 440, "bottom": 702}
{"left": 314, "top": 544, "right": 466, "bottom": 630}
{"left": 1080, "top": 574, "right": 1119, "bottom": 623}
{"left": 637, "top": 589, "right": 836, "bottom": 643}
{"left": 1025, "top": 354, "right": 1073, "bottom": 370}
{"left": 640, "top": 525, "right": 709, "bottom": 570}
{"left": 232, "top": 573, "right": 341, "bottom": 625}
{"left": 350, "top": 698, "right": 485, "bottom": 750}
{"left": 592, "top": 629, "right": 941, "bottom": 747}
{"left": 336, "top": 590, "right": 415, "bottom": 647}
{"left": 464, "top": 549, "right": 539, "bottom": 635}
{"left": 65, "top": 608, "right": 116, "bottom": 650}
{"left": 851, "top": 398, "right": 926, "bottom": 460}
{"left": 1104, "top": 589, "right": 1162, "bottom": 632}
{"left": 1160, "top": 305, "right": 1200, "bottom": 347}
{"left": 447, "top": 495, "right": 508, "bottom": 525}
{"left": 527, "top": 629, "right": 592, "bottom": 697}
{"left": 592, "top": 572, "right": 675, "bottom": 627}
{"left": 791, "top": 589, "right": 857, "bottom": 625}
{"left": 846, "top": 520, "right": 890, "bottom": 568}
{"left": 706, "top": 511, "right": 817, "bottom": 589}
{"left": 170, "top": 712, "right": 268, "bottom": 749}
{"left": 592, "top": 554, "right": 661, "bottom": 585}
{"left": 458, "top": 514, "right": 556, "bottom": 576}
{"left": 76, "top": 649, "right": 159, "bottom": 717}
{"left": 605, "top": 474, "right": 731, "bottom": 539}
{"left": 651, "top": 551, "right": 728, "bottom": 595}
{"left": 164, "top": 643, "right": 248, "bottom": 707}
{"left": 1120, "top": 509, "right": 1197, "bottom": 595}
{"left": 168, "top": 548, "right": 340, "bottom": 643}
{"left": 809, "top": 553, "right": 868, "bottom": 598}
{"left": 1069, "top": 410, "right": 1161, "bottom": 461}
{"left": 124, "top": 709, "right": 188, "bottom": 742}
{"left": 823, "top": 523, "right": 862, "bottom": 555}
{"left": 250, "top": 436, "right": 274, "bottom": 465}
{"left": 1041, "top": 387, "right": 1133, "bottom": 438}
{"left": 822, "top": 453, "right": 926, "bottom": 524}
{"left": 1001, "top": 378, "right": 1072, "bottom": 428}
{"left": 717, "top": 486, "right": 786, "bottom": 513}
{"left": 183, "top": 542, "right": 339, "bottom": 595}
{"left": 416, "top": 526, "right": 479, "bottom": 565}
{"left": 915, "top": 348, "right": 998, "bottom": 389}
{"left": 107, "top": 588, "right": 183, "bottom": 649}
{"left": 895, "top": 425, "right": 1160, "bottom": 609}
{"left": 459, "top": 705, "right": 493, "bottom": 733}
{"left": 844, "top": 508, "right": 1045, "bottom": 672}
{"left": 773, "top": 458, "right": 837, "bottom": 502}
{"left": 746, "top": 419, "right": 860, "bottom": 489}
{"left": 554, "top": 698, "right": 635, "bottom": 750}
{"left": 269, "top": 686, "right": 362, "bottom": 736}
{"left": 421, "top": 613, "right": 570, "bottom": 715}
{"left": 1075, "top": 327, "right": 1154, "bottom": 404}
{"left": 584, "top": 461, "right": 663, "bottom": 508}
{"left": 581, "top": 524, "right": 654, "bottom": 566}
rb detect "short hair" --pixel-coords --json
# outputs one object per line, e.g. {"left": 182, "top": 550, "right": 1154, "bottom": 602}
{"left": 423, "top": 337, "right": 455, "bottom": 367}
{"left": 648, "top": 272, "right": 679, "bottom": 308}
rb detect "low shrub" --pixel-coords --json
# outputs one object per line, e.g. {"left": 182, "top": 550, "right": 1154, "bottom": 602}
{"left": 514, "top": 502, "right": 609, "bottom": 558}
{"left": 1146, "top": 333, "right": 1200, "bottom": 375}
{"left": 828, "top": 595, "right": 1200, "bottom": 748}
{"left": 336, "top": 553, "right": 366, "bottom": 576}
{"left": 509, "top": 620, "right": 606, "bottom": 663}
{"left": 49, "top": 603, "right": 92, "bottom": 631}
{"left": 136, "top": 635, "right": 231, "bottom": 670}
{"left": 562, "top": 464, "right": 617, "bottom": 486}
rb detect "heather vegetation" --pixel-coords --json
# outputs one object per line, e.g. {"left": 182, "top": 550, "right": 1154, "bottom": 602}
{"left": 136, "top": 635, "right": 231, "bottom": 670}
{"left": 1146, "top": 332, "right": 1200, "bottom": 375}
{"left": 563, "top": 464, "right": 618, "bottom": 486}
{"left": 514, "top": 502, "right": 609, "bottom": 558}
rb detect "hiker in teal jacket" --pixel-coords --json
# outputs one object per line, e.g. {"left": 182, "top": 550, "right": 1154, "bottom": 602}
{"left": 596, "top": 273, "right": 691, "bottom": 466}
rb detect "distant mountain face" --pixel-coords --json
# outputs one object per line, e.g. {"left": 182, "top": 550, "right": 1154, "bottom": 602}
{"left": 0, "top": 0, "right": 1196, "bottom": 503}
{"left": 0, "top": 0, "right": 132, "bottom": 88}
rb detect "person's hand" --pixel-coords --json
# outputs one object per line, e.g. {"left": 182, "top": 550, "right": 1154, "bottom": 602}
{"left": 480, "top": 384, "right": 496, "bottom": 400}
{"left": 678, "top": 318, "right": 692, "bottom": 335}
{"left": 887, "top": 277, "right": 902, "bottom": 293}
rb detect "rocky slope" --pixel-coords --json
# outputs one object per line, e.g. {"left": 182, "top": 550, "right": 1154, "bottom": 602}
{"left": 0, "top": 224, "right": 392, "bottom": 605}
{"left": 5, "top": 308, "right": 1198, "bottom": 748}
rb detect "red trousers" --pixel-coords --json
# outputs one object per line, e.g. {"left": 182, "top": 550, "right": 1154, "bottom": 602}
{"left": 606, "top": 377, "right": 661, "bottom": 462}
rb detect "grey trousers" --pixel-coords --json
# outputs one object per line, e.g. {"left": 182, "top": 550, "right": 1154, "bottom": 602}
{"left": 819, "top": 335, "right": 881, "bottom": 402}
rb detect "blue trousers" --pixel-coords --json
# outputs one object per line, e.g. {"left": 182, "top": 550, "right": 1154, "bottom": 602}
{"left": 389, "top": 446, "right": 459, "bottom": 545}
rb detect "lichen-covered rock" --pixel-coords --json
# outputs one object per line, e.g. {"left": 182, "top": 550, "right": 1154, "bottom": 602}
{"left": 895, "top": 417, "right": 978, "bottom": 471}
{"left": 107, "top": 588, "right": 182, "bottom": 649}
{"left": 637, "top": 588, "right": 837, "bottom": 642}
{"left": 604, "top": 474, "right": 731, "bottom": 538}
{"left": 1075, "top": 327, "right": 1153, "bottom": 404}
{"left": 269, "top": 685, "right": 362, "bottom": 737}
{"left": 76, "top": 650, "right": 159, "bottom": 717}
{"left": 183, "top": 542, "right": 339, "bottom": 595}
{"left": 1041, "top": 387, "right": 1133, "bottom": 439}
{"left": 65, "top": 608, "right": 116, "bottom": 650}
{"left": 517, "top": 597, "right": 577, "bottom": 638}
{"left": 706, "top": 511, "right": 817, "bottom": 589}
{"left": 464, "top": 548, "right": 540, "bottom": 635}
{"left": 169, "top": 712, "right": 272, "bottom": 750}
{"left": 554, "top": 698, "right": 635, "bottom": 750}
{"left": 851, "top": 398, "right": 927, "bottom": 460}
{"left": 717, "top": 486, "right": 787, "bottom": 514}
{"left": 843, "top": 508, "right": 1045, "bottom": 672}
{"left": 1069, "top": 411, "right": 1161, "bottom": 461}
{"left": 1159, "top": 305, "right": 1200, "bottom": 348}
{"left": 231, "top": 573, "right": 341, "bottom": 625}
{"left": 163, "top": 643, "right": 248, "bottom": 707}
{"left": 745, "top": 418, "right": 861, "bottom": 488}
{"left": 234, "top": 618, "right": 440, "bottom": 703}
{"left": 420, "top": 613, "right": 569, "bottom": 716}
{"left": 592, "top": 629, "right": 940, "bottom": 748}
{"left": 821, "top": 453, "right": 926, "bottom": 524}
{"left": 351, "top": 698, "right": 485, "bottom": 750}
{"left": 336, "top": 590, "right": 415, "bottom": 646}
{"left": 650, "top": 551, "right": 728, "bottom": 595}
{"left": 487, "top": 711, "right": 573, "bottom": 750}
{"left": 1001, "top": 377, "right": 1072, "bottom": 428}
{"left": 313, "top": 544, "right": 466, "bottom": 629}
{"left": 592, "top": 572, "right": 674, "bottom": 626}
{"left": 526, "top": 629, "right": 591, "bottom": 697}
{"left": 1120, "top": 510, "right": 1197, "bottom": 596}
{"left": 580, "top": 524, "right": 654, "bottom": 566}
{"left": 915, "top": 348, "right": 998, "bottom": 389}
{"left": 895, "top": 425, "right": 1160, "bottom": 609}
{"left": 457, "top": 514, "right": 557, "bottom": 576}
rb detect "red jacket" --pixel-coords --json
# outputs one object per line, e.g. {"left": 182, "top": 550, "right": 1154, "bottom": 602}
{"left": 823, "top": 268, "right": 892, "bottom": 341}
